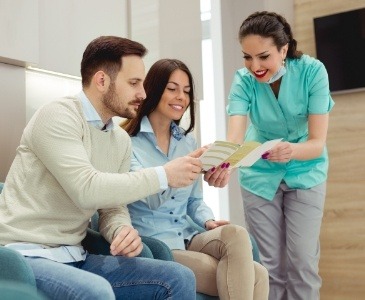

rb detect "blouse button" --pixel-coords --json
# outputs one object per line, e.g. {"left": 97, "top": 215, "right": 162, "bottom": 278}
{"left": 169, "top": 212, "right": 173, "bottom": 214}
{"left": 178, "top": 232, "right": 182, "bottom": 236}
{"left": 171, "top": 196, "right": 175, "bottom": 199}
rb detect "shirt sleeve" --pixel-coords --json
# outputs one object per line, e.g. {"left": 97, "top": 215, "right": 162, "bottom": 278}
{"left": 186, "top": 178, "right": 215, "bottom": 228}
{"left": 98, "top": 206, "right": 132, "bottom": 243}
{"left": 131, "top": 151, "right": 168, "bottom": 191}
{"left": 307, "top": 60, "right": 335, "bottom": 114}
{"left": 183, "top": 134, "right": 214, "bottom": 227}
{"left": 226, "top": 69, "right": 252, "bottom": 116}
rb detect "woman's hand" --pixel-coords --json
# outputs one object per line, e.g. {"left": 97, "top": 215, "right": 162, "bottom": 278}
{"left": 262, "top": 114, "right": 329, "bottom": 162}
{"left": 203, "top": 164, "right": 231, "bottom": 188}
{"left": 262, "top": 141, "right": 293, "bottom": 162}
{"left": 205, "top": 219, "right": 230, "bottom": 230}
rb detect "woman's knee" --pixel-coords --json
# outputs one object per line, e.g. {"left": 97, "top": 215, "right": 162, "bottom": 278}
{"left": 254, "top": 262, "right": 269, "bottom": 284}
{"left": 220, "top": 224, "right": 250, "bottom": 245}
{"left": 253, "top": 262, "right": 269, "bottom": 299}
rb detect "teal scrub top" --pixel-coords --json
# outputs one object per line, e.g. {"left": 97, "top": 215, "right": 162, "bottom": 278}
{"left": 227, "top": 55, "right": 335, "bottom": 201}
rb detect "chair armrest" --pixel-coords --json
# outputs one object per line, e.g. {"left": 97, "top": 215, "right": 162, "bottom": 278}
{"left": 141, "top": 236, "right": 174, "bottom": 261}
{"left": 82, "top": 228, "right": 111, "bottom": 256}
{"left": 0, "top": 246, "right": 36, "bottom": 287}
{"left": 0, "top": 281, "right": 45, "bottom": 300}
{"left": 82, "top": 228, "right": 154, "bottom": 258}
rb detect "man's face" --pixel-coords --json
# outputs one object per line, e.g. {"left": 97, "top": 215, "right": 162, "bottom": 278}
{"left": 102, "top": 55, "right": 146, "bottom": 119}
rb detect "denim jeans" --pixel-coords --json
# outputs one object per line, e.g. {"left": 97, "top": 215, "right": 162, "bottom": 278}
{"left": 25, "top": 254, "right": 196, "bottom": 300}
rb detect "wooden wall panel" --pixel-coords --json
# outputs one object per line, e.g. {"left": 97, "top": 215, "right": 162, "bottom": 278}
{"left": 294, "top": 1, "right": 365, "bottom": 299}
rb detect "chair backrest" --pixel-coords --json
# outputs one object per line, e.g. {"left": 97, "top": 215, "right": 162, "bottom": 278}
{"left": 90, "top": 212, "right": 99, "bottom": 231}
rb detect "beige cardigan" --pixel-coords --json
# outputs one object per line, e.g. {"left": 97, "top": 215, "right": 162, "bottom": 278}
{"left": 0, "top": 97, "right": 160, "bottom": 247}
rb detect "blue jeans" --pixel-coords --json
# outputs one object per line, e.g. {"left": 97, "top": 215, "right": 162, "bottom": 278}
{"left": 25, "top": 254, "right": 196, "bottom": 300}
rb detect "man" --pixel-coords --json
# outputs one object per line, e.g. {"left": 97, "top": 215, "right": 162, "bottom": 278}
{"left": 0, "top": 36, "right": 202, "bottom": 299}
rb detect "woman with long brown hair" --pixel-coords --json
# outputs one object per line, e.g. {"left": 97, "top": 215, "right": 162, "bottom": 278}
{"left": 123, "top": 58, "right": 269, "bottom": 300}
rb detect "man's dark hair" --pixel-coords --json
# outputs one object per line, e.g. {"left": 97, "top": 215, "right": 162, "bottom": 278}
{"left": 81, "top": 36, "right": 147, "bottom": 87}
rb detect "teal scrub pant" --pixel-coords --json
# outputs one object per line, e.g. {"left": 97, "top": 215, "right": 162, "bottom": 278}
{"left": 241, "top": 181, "right": 326, "bottom": 300}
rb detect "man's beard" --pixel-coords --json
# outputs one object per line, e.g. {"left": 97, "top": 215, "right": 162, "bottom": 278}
{"left": 102, "top": 84, "right": 137, "bottom": 119}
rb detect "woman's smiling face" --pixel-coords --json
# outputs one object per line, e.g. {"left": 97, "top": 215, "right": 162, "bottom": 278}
{"left": 241, "top": 34, "right": 288, "bottom": 82}
{"left": 155, "top": 69, "right": 191, "bottom": 121}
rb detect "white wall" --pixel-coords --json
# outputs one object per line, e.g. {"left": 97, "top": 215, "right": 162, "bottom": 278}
{"left": 26, "top": 70, "right": 81, "bottom": 122}
{"left": 37, "top": 0, "right": 128, "bottom": 76}
{"left": 0, "top": 0, "right": 38, "bottom": 67}
{"left": 0, "top": 64, "right": 26, "bottom": 181}
{"left": 130, "top": 0, "right": 203, "bottom": 100}
{"left": 0, "top": 0, "right": 128, "bottom": 180}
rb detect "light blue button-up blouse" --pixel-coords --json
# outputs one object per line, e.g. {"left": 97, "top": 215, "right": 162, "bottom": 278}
{"left": 128, "top": 116, "right": 215, "bottom": 250}
{"left": 227, "top": 54, "right": 335, "bottom": 201}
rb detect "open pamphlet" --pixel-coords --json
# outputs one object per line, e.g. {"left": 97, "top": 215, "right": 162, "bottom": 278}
{"left": 200, "top": 138, "right": 282, "bottom": 171}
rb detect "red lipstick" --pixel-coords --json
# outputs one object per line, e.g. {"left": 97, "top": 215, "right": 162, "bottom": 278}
{"left": 254, "top": 70, "right": 268, "bottom": 79}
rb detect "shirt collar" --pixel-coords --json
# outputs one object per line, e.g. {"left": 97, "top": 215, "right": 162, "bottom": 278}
{"left": 78, "top": 91, "right": 114, "bottom": 131}
{"left": 140, "top": 116, "right": 154, "bottom": 134}
{"left": 140, "top": 116, "right": 183, "bottom": 141}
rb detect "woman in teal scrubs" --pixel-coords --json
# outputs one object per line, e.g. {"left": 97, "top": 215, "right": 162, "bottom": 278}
{"left": 226, "top": 11, "right": 334, "bottom": 300}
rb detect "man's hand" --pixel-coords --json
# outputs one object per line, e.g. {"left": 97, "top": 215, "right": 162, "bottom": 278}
{"left": 164, "top": 153, "right": 203, "bottom": 188}
{"left": 205, "top": 219, "right": 230, "bottom": 230}
{"left": 188, "top": 146, "right": 207, "bottom": 158}
{"left": 204, "top": 164, "right": 231, "bottom": 188}
{"left": 110, "top": 226, "right": 142, "bottom": 257}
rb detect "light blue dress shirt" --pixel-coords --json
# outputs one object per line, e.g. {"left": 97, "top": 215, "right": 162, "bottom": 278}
{"left": 128, "top": 116, "right": 215, "bottom": 250}
{"left": 227, "top": 54, "right": 335, "bottom": 200}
